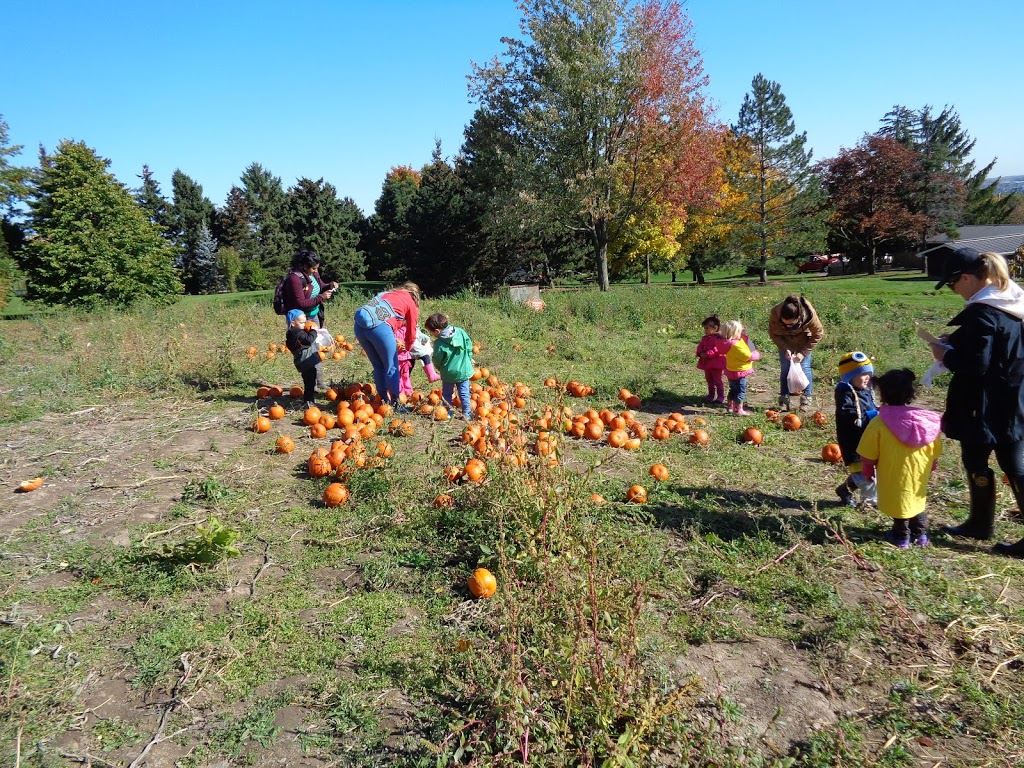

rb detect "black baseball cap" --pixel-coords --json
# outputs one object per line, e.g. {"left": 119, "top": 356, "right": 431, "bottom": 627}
{"left": 934, "top": 248, "right": 984, "bottom": 290}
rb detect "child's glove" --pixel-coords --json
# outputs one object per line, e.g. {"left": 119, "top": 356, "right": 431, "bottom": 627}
{"left": 864, "top": 408, "right": 878, "bottom": 421}
{"left": 750, "top": 350, "right": 761, "bottom": 361}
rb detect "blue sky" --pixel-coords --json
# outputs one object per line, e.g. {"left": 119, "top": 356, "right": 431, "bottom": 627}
{"left": 3, "top": 1, "right": 1021, "bottom": 216}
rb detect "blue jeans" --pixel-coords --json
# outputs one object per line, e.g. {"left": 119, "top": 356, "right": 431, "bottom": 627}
{"left": 728, "top": 376, "right": 747, "bottom": 403}
{"left": 354, "top": 307, "right": 400, "bottom": 402}
{"left": 442, "top": 379, "right": 472, "bottom": 418}
{"left": 779, "top": 350, "right": 813, "bottom": 398}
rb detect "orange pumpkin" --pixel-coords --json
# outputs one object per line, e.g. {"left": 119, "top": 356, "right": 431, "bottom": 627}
{"left": 307, "top": 449, "right": 333, "bottom": 477}
{"left": 464, "top": 458, "right": 487, "bottom": 483}
{"left": 256, "top": 386, "right": 271, "bottom": 399}
{"left": 322, "top": 482, "right": 350, "bottom": 507}
{"left": 268, "top": 403, "right": 286, "bottom": 420}
{"left": 303, "top": 406, "right": 323, "bottom": 426}
{"left": 468, "top": 567, "right": 497, "bottom": 598}
{"left": 649, "top": 464, "right": 669, "bottom": 481}
{"left": 433, "top": 405, "right": 449, "bottom": 421}
{"left": 289, "top": 386, "right": 304, "bottom": 399}
{"left": 652, "top": 425, "right": 671, "bottom": 441}
{"left": 275, "top": 435, "right": 295, "bottom": 454}
{"left": 269, "top": 385, "right": 284, "bottom": 398}
{"left": 310, "top": 423, "right": 328, "bottom": 439}
{"left": 821, "top": 443, "right": 843, "bottom": 464}
{"left": 253, "top": 416, "right": 272, "bottom": 433}
{"left": 625, "top": 485, "right": 648, "bottom": 504}
{"left": 584, "top": 420, "right": 605, "bottom": 441}
{"left": 16, "top": 477, "right": 44, "bottom": 493}
{"left": 765, "top": 409, "right": 780, "bottom": 423}
{"left": 782, "top": 413, "right": 802, "bottom": 431}
{"left": 434, "top": 494, "right": 455, "bottom": 508}
{"left": 625, "top": 395, "right": 642, "bottom": 409}
{"left": 376, "top": 440, "right": 394, "bottom": 458}
{"left": 319, "top": 413, "right": 337, "bottom": 430}
{"left": 607, "top": 429, "right": 629, "bottom": 448}
{"left": 590, "top": 493, "right": 606, "bottom": 505}
{"left": 812, "top": 411, "right": 828, "bottom": 427}
{"left": 741, "top": 427, "right": 763, "bottom": 446}
{"left": 688, "top": 430, "right": 709, "bottom": 446}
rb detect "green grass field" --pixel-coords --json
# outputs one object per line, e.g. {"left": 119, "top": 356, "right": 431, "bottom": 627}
{"left": 1, "top": 273, "right": 1021, "bottom": 767}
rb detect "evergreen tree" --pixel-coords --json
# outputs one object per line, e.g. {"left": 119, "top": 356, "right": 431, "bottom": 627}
{"left": 729, "top": 74, "right": 827, "bottom": 282}
{"left": 0, "top": 115, "right": 31, "bottom": 215}
{"left": 22, "top": 140, "right": 181, "bottom": 307}
{"left": 285, "top": 177, "right": 366, "bottom": 281}
{"left": 214, "top": 185, "right": 265, "bottom": 290}
{"left": 171, "top": 170, "right": 215, "bottom": 293}
{"left": 134, "top": 165, "right": 174, "bottom": 239}
{"left": 217, "top": 246, "right": 243, "bottom": 293}
{"left": 193, "top": 221, "right": 220, "bottom": 293}
{"left": 364, "top": 166, "right": 420, "bottom": 280}
{"left": 404, "top": 143, "right": 476, "bottom": 295}
{"left": 240, "top": 163, "right": 291, "bottom": 277}
{"left": 962, "top": 162, "right": 1018, "bottom": 225}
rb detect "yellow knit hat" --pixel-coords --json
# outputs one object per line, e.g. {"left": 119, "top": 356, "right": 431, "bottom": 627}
{"left": 838, "top": 351, "right": 873, "bottom": 383}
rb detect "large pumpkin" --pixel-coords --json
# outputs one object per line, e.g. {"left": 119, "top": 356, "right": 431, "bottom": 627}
{"left": 468, "top": 567, "right": 497, "bottom": 598}
{"left": 303, "top": 406, "right": 323, "bottom": 426}
{"left": 307, "top": 449, "right": 333, "bottom": 478}
{"left": 821, "top": 443, "right": 843, "bottom": 464}
{"left": 688, "top": 430, "right": 710, "bottom": 446}
{"left": 782, "top": 414, "right": 802, "bottom": 431}
{"left": 741, "top": 427, "right": 763, "bottom": 446}
{"left": 322, "top": 482, "right": 350, "bottom": 507}
{"left": 649, "top": 464, "right": 669, "bottom": 481}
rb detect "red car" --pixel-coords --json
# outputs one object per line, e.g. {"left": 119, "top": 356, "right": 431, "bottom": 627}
{"left": 796, "top": 254, "right": 840, "bottom": 273}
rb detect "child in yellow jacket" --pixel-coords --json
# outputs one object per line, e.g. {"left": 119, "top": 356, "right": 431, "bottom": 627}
{"left": 721, "top": 319, "right": 761, "bottom": 416}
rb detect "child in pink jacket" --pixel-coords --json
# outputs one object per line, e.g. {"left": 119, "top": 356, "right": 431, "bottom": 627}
{"left": 695, "top": 314, "right": 728, "bottom": 404}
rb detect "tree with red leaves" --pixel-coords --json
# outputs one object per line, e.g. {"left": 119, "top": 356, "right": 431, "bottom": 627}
{"left": 469, "top": 0, "right": 720, "bottom": 291}
{"left": 819, "top": 134, "right": 930, "bottom": 274}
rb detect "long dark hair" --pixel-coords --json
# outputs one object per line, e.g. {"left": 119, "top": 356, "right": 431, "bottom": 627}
{"left": 291, "top": 248, "right": 321, "bottom": 272}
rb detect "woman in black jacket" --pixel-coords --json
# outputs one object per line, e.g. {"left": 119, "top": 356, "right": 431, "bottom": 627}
{"left": 929, "top": 250, "right": 1024, "bottom": 557}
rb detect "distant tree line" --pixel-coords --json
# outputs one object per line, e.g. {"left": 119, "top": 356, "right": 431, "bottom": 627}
{"left": 1, "top": 0, "right": 1020, "bottom": 309}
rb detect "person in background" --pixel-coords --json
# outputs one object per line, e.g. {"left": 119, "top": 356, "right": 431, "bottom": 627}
{"left": 695, "top": 314, "right": 728, "bottom": 404}
{"left": 857, "top": 369, "right": 942, "bottom": 549}
{"left": 928, "top": 250, "right": 1024, "bottom": 557}
{"left": 834, "top": 351, "right": 879, "bottom": 507}
{"left": 768, "top": 294, "right": 825, "bottom": 411}
{"left": 281, "top": 248, "right": 336, "bottom": 329}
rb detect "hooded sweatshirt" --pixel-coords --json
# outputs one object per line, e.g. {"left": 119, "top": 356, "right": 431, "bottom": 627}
{"left": 431, "top": 325, "right": 474, "bottom": 383}
{"left": 856, "top": 405, "right": 943, "bottom": 520}
{"left": 941, "top": 279, "right": 1024, "bottom": 443}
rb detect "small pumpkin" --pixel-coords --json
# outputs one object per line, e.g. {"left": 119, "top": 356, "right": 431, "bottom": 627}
{"left": 625, "top": 484, "right": 648, "bottom": 504}
{"left": 782, "top": 413, "right": 802, "bottom": 431}
{"left": 812, "top": 411, "right": 828, "bottom": 427}
{"left": 821, "top": 443, "right": 843, "bottom": 464}
{"left": 433, "top": 405, "right": 449, "bottom": 421}
{"left": 307, "top": 449, "right": 333, "bottom": 478}
{"left": 434, "top": 493, "right": 455, "bottom": 508}
{"left": 16, "top": 477, "right": 44, "bottom": 493}
{"left": 464, "top": 458, "right": 487, "bottom": 483}
{"left": 310, "top": 423, "right": 328, "bottom": 439}
{"left": 268, "top": 403, "right": 286, "bottom": 420}
{"left": 256, "top": 385, "right": 271, "bottom": 399}
{"left": 468, "top": 567, "right": 497, "bottom": 599}
{"left": 275, "top": 435, "right": 295, "bottom": 454}
{"left": 688, "top": 429, "right": 710, "bottom": 446}
{"left": 741, "top": 427, "right": 763, "bottom": 446}
{"left": 322, "top": 482, "right": 350, "bottom": 507}
{"left": 303, "top": 406, "right": 323, "bottom": 426}
{"left": 253, "top": 415, "right": 272, "bottom": 433}
{"left": 649, "top": 464, "right": 669, "bottom": 482}
{"left": 765, "top": 409, "right": 780, "bottom": 423}
{"left": 607, "top": 429, "right": 629, "bottom": 448}
{"left": 289, "top": 386, "right": 304, "bottom": 399}
{"left": 590, "top": 493, "right": 606, "bottom": 505}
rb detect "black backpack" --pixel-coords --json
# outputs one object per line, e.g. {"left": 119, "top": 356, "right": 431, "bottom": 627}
{"left": 273, "top": 271, "right": 303, "bottom": 315}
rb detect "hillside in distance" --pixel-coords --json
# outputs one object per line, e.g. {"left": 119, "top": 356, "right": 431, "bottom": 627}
{"left": 992, "top": 175, "right": 1024, "bottom": 194}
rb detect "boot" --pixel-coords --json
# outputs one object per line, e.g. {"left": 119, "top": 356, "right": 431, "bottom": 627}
{"left": 778, "top": 395, "right": 791, "bottom": 411}
{"left": 799, "top": 394, "right": 811, "bottom": 412}
{"left": 736, "top": 403, "right": 750, "bottom": 416}
{"left": 727, "top": 400, "right": 737, "bottom": 414}
{"left": 993, "top": 475, "right": 1024, "bottom": 557}
{"left": 942, "top": 470, "right": 996, "bottom": 540}
{"left": 423, "top": 362, "right": 441, "bottom": 383}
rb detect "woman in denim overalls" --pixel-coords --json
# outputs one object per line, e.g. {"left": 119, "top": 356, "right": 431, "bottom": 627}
{"left": 354, "top": 282, "right": 421, "bottom": 404}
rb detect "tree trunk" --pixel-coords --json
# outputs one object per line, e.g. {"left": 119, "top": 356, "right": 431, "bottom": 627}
{"left": 692, "top": 267, "right": 705, "bottom": 285}
{"left": 645, "top": 254, "right": 651, "bottom": 285}
{"left": 867, "top": 245, "right": 877, "bottom": 276}
{"left": 759, "top": 255, "right": 768, "bottom": 284}
{"left": 671, "top": 270, "right": 677, "bottom": 283}
{"left": 595, "top": 219, "right": 610, "bottom": 291}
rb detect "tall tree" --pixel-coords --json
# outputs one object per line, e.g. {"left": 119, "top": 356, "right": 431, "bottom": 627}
{"left": 171, "top": 170, "right": 215, "bottom": 293}
{"left": 0, "top": 116, "right": 30, "bottom": 309}
{"left": 729, "top": 74, "right": 827, "bottom": 282}
{"left": 469, "top": 0, "right": 720, "bottom": 291}
{"left": 214, "top": 185, "right": 265, "bottom": 290}
{"left": 285, "top": 177, "right": 366, "bottom": 282}
{"left": 819, "top": 134, "right": 930, "bottom": 274}
{"left": 134, "top": 165, "right": 174, "bottom": 239}
{"left": 192, "top": 221, "right": 220, "bottom": 293}
{"left": 364, "top": 166, "right": 420, "bottom": 280}
{"left": 241, "top": 163, "right": 291, "bottom": 277}
{"left": 21, "top": 140, "right": 181, "bottom": 307}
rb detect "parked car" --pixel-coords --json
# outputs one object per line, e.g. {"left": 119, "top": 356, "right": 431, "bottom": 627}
{"left": 796, "top": 254, "right": 841, "bottom": 273}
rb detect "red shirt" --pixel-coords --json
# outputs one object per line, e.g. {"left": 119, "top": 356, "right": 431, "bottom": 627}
{"left": 381, "top": 290, "right": 419, "bottom": 350}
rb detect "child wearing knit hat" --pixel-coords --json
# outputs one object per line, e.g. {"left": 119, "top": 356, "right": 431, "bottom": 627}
{"left": 834, "top": 351, "right": 879, "bottom": 507}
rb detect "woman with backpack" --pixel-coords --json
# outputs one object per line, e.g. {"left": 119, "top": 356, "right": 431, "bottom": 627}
{"left": 279, "top": 248, "right": 337, "bottom": 328}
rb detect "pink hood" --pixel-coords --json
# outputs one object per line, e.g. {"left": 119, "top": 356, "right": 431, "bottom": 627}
{"left": 878, "top": 405, "right": 942, "bottom": 448}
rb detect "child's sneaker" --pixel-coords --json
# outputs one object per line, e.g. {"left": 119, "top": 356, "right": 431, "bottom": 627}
{"left": 835, "top": 482, "right": 856, "bottom": 508}
{"left": 885, "top": 531, "right": 911, "bottom": 549}
{"left": 913, "top": 533, "right": 930, "bottom": 548}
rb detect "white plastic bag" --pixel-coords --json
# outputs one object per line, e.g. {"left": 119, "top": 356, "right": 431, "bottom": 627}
{"left": 786, "top": 362, "right": 809, "bottom": 395}
{"left": 315, "top": 328, "right": 334, "bottom": 349}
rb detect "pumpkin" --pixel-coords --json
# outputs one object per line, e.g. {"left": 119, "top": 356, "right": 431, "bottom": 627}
{"left": 649, "top": 464, "right": 669, "bottom": 481}
{"left": 584, "top": 420, "right": 605, "bottom": 441}
{"left": 433, "top": 405, "right": 449, "bottom": 421}
{"left": 275, "top": 435, "right": 295, "bottom": 454}
{"left": 692, "top": 417, "right": 708, "bottom": 426}
{"left": 303, "top": 406, "right": 323, "bottom": 425}
{"left": 268, "top": 403, "right": 286, "bottom": 420}
{"left": 304, "top": 321, "right": 317, "bottom": 332}
{"left": 308, "top": 449, "right": 333, "bottom": 478}
{"left": 269, "top": 385, "right": 284, "bottom": 398}
{"left": 434, "top": 494, "right": 455, "bottom": 508}
{"left": 289, "top": 386, "right": 303, "bottom": 399}
{"left": 256, "top": 386, "right": 271, "bottom": 399}
{"left": 607, "top": 429, "right": 629, "bottom": 448}
{"left": 376, "top": 440, "right": 394, "bottom": 458}
{"left": 253, "top": 416, "right": 272, "bottom": 433}
{"left": 444, "top": 465, "right": 462, "bottom": 483}
{"left": 625, "top": 485, "right": 648, "bottom": 504}
{"left": 322, "top": 482, "right": 350, "bottom": 507}
{"left": 688, "top": 430, "right": 710, "bottom": 446}
{"left": 319, "top": 413, "right": 337, "bottom": 430}
{"left": 625, "top": 395, "right": 642, "bottom": 409}
{"left": 618, "top": 388, "right": 633, "bottom": 401}
{"left": 812, "top": 411, "right": 828, "bottom": 427}
{"left": 468, "top": 567, "right": 497, "bottom": 599}
{"left": 590, "top": 493, "right": 606, "bottom": 505}
{"left": 821, "top": 443, "right": 843, "bottom": 464}
{"left": 310, "top": 423, "right": 328, "bottom": 439}
{"left": 652, "top": 425, "right": 671, "bottom": 441}
{"left": 325, "top": 387, "right": 339, "bottom": 402}
{"left": 16, "top": 477, "right": 44, "bottom": 493}
{"left": 464, "top": 458, "right": 487, "bottom": 483}
{"left": 765, "top": 409, "right": 780, "bottom": 423}
{"left": 741, "top": 427, "right": 763, "bottom": 446}
{"left": 624, "top": 437, "right": 642, "bottom": 450}
{"left": 782, "top": 413, "right": 802, "bottom": 431}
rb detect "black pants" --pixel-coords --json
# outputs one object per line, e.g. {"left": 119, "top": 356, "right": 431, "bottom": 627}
{"left": 959, "top": 439, "right": 1024, "bottom": 478}
{"left": 891, "top": 512, "right": 928, "bottom": 538}
{"left": 301, "top": 364, "right": 318, "bottom": 403}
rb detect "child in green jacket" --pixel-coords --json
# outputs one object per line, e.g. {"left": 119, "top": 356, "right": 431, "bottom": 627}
{"left": 425, "top": 312, "right": 474, "bottom": 419}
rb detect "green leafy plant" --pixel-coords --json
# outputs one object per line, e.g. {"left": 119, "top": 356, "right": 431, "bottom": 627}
{"left": 163, "top": 516, "right": 240, "bottom": 564}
